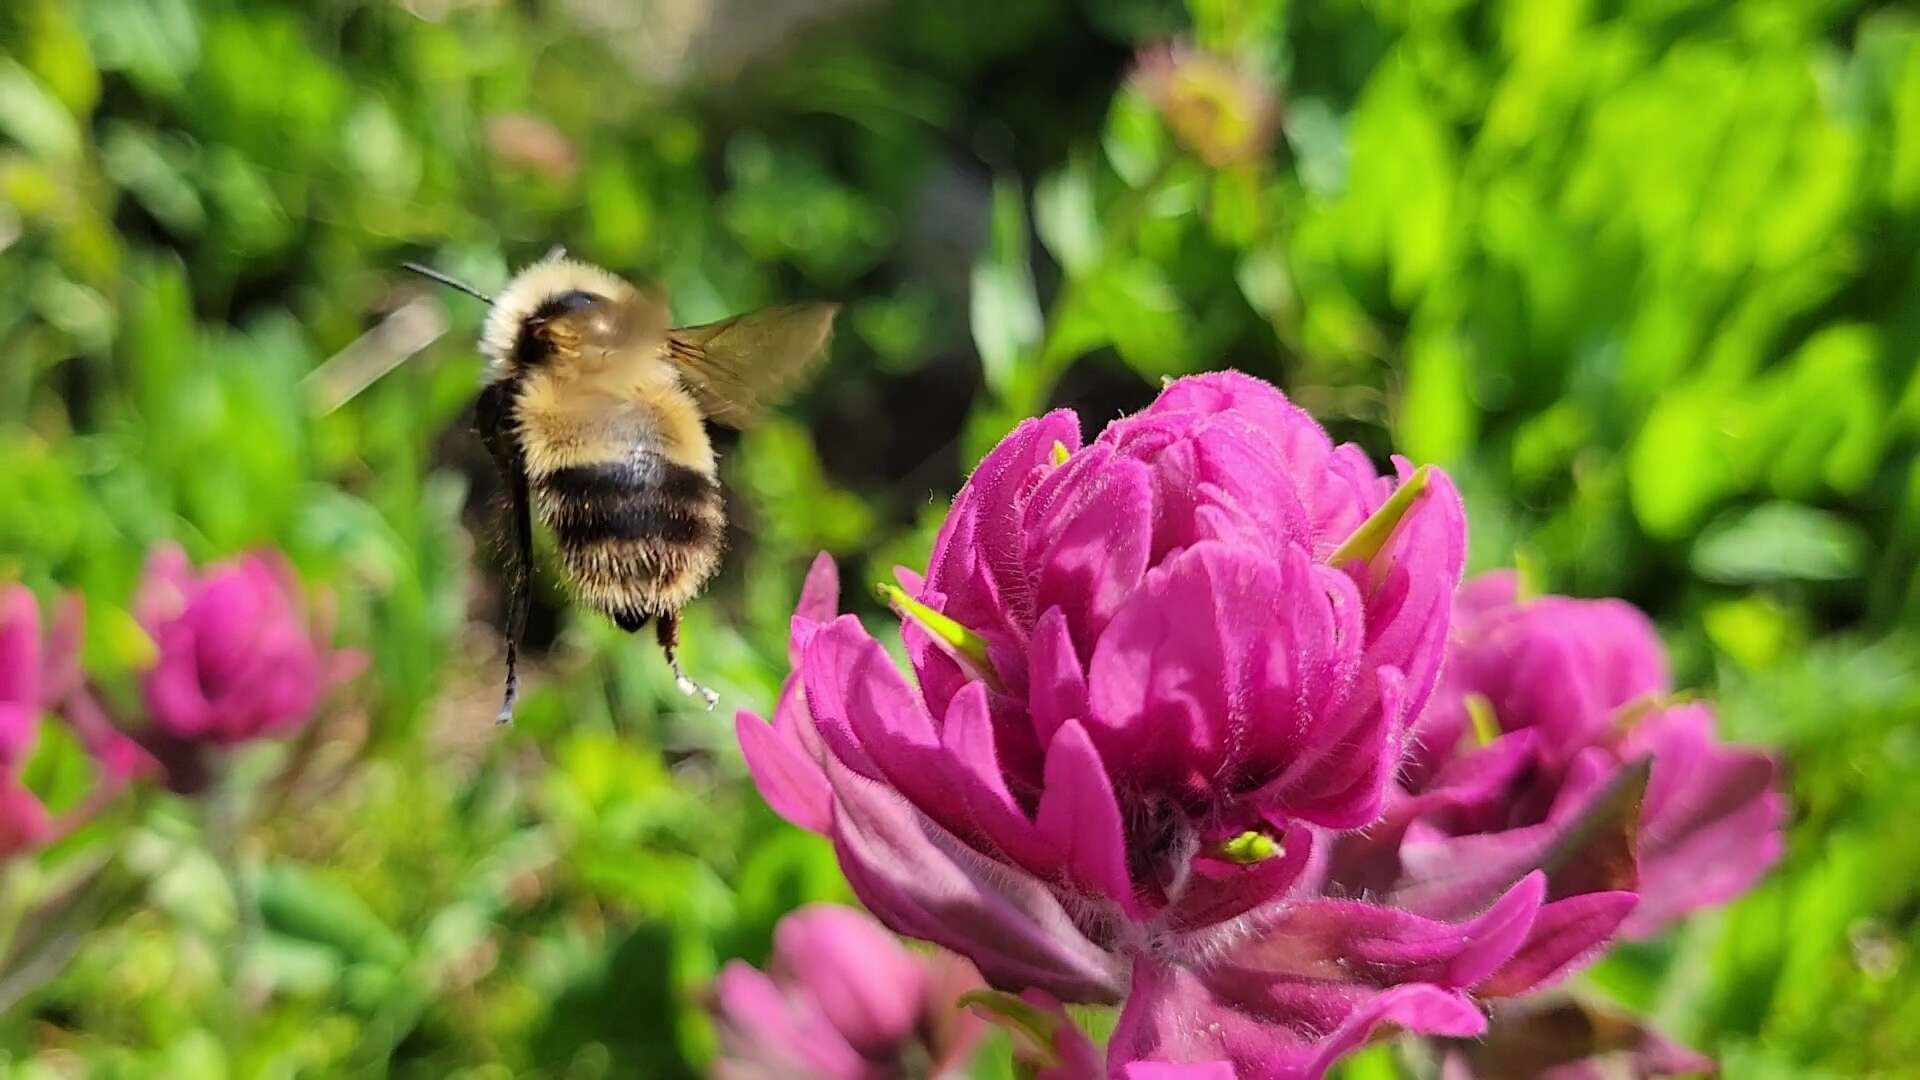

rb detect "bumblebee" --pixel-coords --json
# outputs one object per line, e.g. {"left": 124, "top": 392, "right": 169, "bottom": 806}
{"left": 406, "top": 253, "right": 836, "bottom": 721}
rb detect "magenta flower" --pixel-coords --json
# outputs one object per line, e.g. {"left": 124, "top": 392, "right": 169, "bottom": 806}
{"left": 0, "top": 585, "right": 148, "bottom": 857}
{"left": 737, "top": 374, "right": 1617, "bottom": 1076}
{"left": 1345, "top": 572, "right": 1784, "bottom": 939}
{"left": 135, "top": 545, "right": 358, "bottom": 748}
{"left": 1319, "top": 572, "right": 1783, "bottom": 1077}
{"left": 1402, "top": 574, "right": 1670, "bottom": 787}
{"left": 0, "top": 584, "right": 80, "bottom": 769}
{"left": 709, "top": 903, "right": 985, "bottom": 1079}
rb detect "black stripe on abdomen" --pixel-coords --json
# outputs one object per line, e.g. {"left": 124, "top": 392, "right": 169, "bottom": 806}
{"left": 535, "top": 457, "right": 723, "bottom": 553}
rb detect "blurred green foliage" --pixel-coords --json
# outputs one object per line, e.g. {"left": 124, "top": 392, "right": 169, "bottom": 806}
{"left": 1, "top": 0, "right": 1917, "bottom": 1075}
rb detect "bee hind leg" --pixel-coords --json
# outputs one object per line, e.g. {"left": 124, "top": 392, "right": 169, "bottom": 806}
{"left": 655, "top": 611, "right": 719, "bottom": 711}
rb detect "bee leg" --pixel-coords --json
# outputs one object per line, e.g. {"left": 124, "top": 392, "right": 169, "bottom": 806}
{"left": 655, "top": 611, "right": 718, "bottom": 711}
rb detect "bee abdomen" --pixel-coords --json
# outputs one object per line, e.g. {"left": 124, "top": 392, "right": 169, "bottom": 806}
{"left": 532, "top": 455, "right": 725, "bottom": 620}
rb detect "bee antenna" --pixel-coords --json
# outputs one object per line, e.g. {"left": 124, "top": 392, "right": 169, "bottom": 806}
{"left": 401, "top": 262, "right": 494, "bottom": 304}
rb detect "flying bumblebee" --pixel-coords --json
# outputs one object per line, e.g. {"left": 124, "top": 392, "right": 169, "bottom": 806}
{"left": 405, "top": 252, "right": 837, "bottom": 722}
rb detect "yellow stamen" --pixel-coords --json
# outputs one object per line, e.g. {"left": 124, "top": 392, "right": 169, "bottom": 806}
{"left": 1214, "top": 830, "right": 1283, "bottom": 864}
{"left": 1327, "top": 465, "right": 1433, "bottom": 568}
{"left": 1465, "top": 692, "right": 1501, "bottom": 747}
{"left": 873, "top": 582, "right": 1004, "bottom": 692}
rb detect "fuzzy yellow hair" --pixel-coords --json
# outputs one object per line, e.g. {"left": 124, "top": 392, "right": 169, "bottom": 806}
{"left": 479, "top": 257, "right": 636, "bottom": 378}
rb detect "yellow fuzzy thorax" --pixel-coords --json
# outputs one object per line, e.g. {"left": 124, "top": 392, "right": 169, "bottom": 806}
{"left": 479, "top": 257, "right": 636, "bottom": 377}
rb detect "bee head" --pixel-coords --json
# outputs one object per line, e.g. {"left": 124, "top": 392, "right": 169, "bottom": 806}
{"left": 479, "top": 257, "right": 656, "bottom": 375}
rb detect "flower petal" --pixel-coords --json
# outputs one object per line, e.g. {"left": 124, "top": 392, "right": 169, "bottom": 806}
{"left": 1166, "top": 822, "right": 1314, "bottom": 933}
{"left": 1390, "top": 753, "right": 1646, "bottom": 920}
{"left": 1028, "top": 456, "right": 1155, "bottom": 658}
{"left": 710, "top": 959, "right": 869, "bottom": 1079}
{"left": 1027, "top": 607, "right": 1089, "bottom": 748}
{"left": 1110, "top": 958, "right": 1488, "bottom": 1080}
{"left": 927, "top": 410, "right": 1083, "bottom": 643}
{"left": 1621, "top": 704, "right": 1783, "bottom": 937}
{"left": 1034, "top": 720, "right": 1136, "bottom": 913}
{"left": 1121, "top": 1063, "right": 1238, "bottom": 1080}
{"left": 737, "top": 689, "right": 832, "bottom": 834}
{"left": 823, "top": 754, "right": 1124, "bottom": 1004}
{"left": 1476, "top": 891, "right": 1638, "bottom": 999}
{"left": 0, "top": 585, "right": 42, "bottom": 710}
{"left": 771, "top": 904, "right": 928, "bottom": 1055}
{"left": 1085, "top": 542, "right": 1370, "bottom": 820}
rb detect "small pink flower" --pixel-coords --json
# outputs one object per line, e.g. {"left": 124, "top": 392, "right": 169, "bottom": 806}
{"left": 709, "top": 904, "right": 985, "bottom": 1079}
{"left": 135, "top": 545, "right": 359, "bottom": 747}
{"left": 0, "top": 584, "right": 146, "bottom": 856}
{"left": 0, "top": 773, "right": 51, "bottom": 860}
{"left": 0, "top": 583, "right": 80, "bottom": 769}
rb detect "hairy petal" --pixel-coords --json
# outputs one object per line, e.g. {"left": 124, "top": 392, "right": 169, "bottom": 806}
{"left": 736, "top": 685, "right": 831, "bottom": 834}
{"left": 1621, "top": 705, "right": 1784, "bottom": 936}
{"left": 824, "top": 755, "right": 1124, "bottom": 1003}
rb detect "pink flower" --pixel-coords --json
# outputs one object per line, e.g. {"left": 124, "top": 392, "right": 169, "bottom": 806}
{"left": 0, "top": 584, "right": 148, "bottom": 856}
{"left": 1349, "top": 572, "right": 1784, "bottom": 939}
{"left": 738, "top": 375, "right": 1603, "bottom": 1076}
{"left": 1404, "top": 574, "right": 1669, "bottom": 785}
{"left": 1323, "top": 573, "right": 1784, "bottom": 1077}
{"left": 709, "top": 904, "right": 985, "bottom": 1079}
{"left": 0, "top": 773, "right": 51, "bottom": 860}
{"left": 0, "top": 584, "right": 81, "bottom": 769}
{"left": 135, "top": 545, "right": 357, "bottom": 747}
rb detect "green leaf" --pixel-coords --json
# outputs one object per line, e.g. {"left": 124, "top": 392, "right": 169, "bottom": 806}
{"left": 0, "top": 60, "right": 81, "bottom": 165}
{"left": 1033, "top": 156, "right": 1099, "bottom": 275}
{"left": 1692, "top": 502, "right": 1870, "bottom": 583}
{"left": 959, "top": 989, "right": 1065, "bottom": 1068}
{"left": 969, "top": 177, "right": 1043, "bottom": 394}
{"left": 1630, "top": 384, "right": 1733, "bottom": 539}
{"left": 254, "top": 863, "right": 409, "bottom": 970}
{"left": 1398, "top": 331, "right": 1477, "bottom": 466}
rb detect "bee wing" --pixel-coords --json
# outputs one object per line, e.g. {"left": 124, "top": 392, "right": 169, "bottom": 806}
{"left": 664, "top": 302, "right": 839, "bottom": 428}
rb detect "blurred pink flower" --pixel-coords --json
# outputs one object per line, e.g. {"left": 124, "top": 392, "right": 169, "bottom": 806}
{"left": 738, "top": 374, "right": 1610, "bottom": 1076}
{"left": 1338, "top": 572, "right": 1784, "bottom": 939}
{"left": 0, "top": 583, "right": 81, "bottom": 769}
{"left": 135, "top": 545, "right": 359, "bottom": 747}
{"left": 710, "top": 903, "right": 986, "bottom": 1079}
{"left": 0, "top": 584, "right": 150, "bottom": 856}
{"left": 0, "top": 773, "right": 52, "bottom": 860}
{"left": 1322, "top": 572, "right": 1784, "bottom": 1078}
{"left": 1131, "top": 42, "right": 1280, "bottom": 169}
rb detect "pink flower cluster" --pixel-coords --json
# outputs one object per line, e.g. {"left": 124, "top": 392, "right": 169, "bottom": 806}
{"left": 733, "top": 373, "right": 1783, "bottom": 1078}
{"left": 0, "top": 545, "right": 357, "bottom": 850}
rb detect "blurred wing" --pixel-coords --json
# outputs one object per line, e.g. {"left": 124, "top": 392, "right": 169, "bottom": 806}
{"left": 664, "top": 302, "right": 839, "bottom": 428}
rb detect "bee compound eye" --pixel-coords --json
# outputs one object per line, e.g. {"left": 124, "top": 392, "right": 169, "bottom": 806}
{"left": 554, "top": 290, "right": 600, "bottom": 313}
